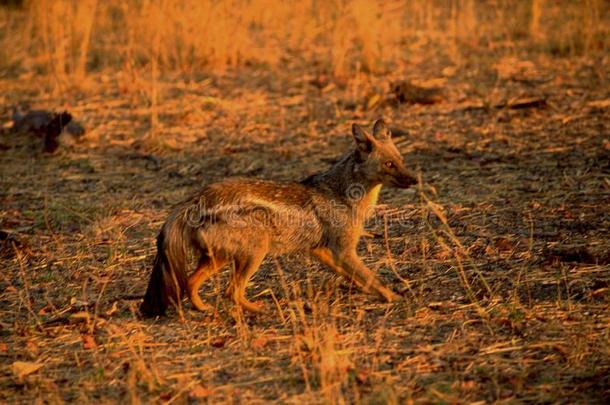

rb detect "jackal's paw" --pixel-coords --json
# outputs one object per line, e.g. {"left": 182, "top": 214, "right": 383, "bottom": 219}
{"left": 189, "top": 292, "right": 214, "bottom": 312}
{"left": 239, "top": 299, "right": 266, "bottom": 314}
{"left": 191, "top": 301, "right": 215, "bottom": 312}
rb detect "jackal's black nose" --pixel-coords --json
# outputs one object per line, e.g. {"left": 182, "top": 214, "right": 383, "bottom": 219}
{"left": 394, "top": 173, "right": 417, "bottom": 188}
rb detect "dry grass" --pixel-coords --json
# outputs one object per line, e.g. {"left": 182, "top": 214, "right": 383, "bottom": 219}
{"left": 1, "top": 0, "right": 610, "bottom": 403}
{"left": 1, "top": 0, "right": 608, "bottom": 81}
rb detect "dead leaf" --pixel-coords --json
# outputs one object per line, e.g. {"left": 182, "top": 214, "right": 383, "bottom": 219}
{"left": 456, "top": 379, "right": 478, "bottom": 391}
{"left": 159, "top": 391, "right": 173, "bottom": 401}
{"left": 210, "top": 335, "right": 230, "bottom": 348}
{"left": 105, "top": 301, "right": 118, "bottom": 316}
{"left": 321, "top": 83, "right": 335, "bottom": 93}
{"left": 435, "top": 249, "right": 451, "bottom": 260}
{"left": 251, "top": 336, "right": 268, "bottom": 350}
{"left": 442, "top": 66, "right": 457, "bottom": 77}
{"left": 355, "top": 368, "right": 371, "bottom": 385}
{"left": 280, "top": 95, "right": 305, "bottom": 107}
{"left": 82, "top": 335, "right": 97, "bottom": 350}
{"left": 366, "top": 93, "right": 381, "bottom": 110}
{"left": 37, "top": 305, "right": 50, "bottom": 315}
{"left": 493, "top": 57, "right": 536, "bottom": 80}
{"left": 0, "top": 343, "right": 8, "bottom": 353}
{"left": 12, "top": 361, "right": 43, "bottom": 383}
{"left": 25, "top": 340, "right": 39, "bottom": 357}
{"left": 427, "top": 302, "right": 444, "bottom": 310}
{"left": 69, "top": 311, "right": 91, "bottom": 324}
{"left": 189, "top": 384, "right": 214, "bottom": 399}
{"left": 485, "top": 245, "right": 498, "bottom": 256}
{"left": 495, "top": 238, "right": 514, "bottom": 253}
{"left": 587, "top": 99, "right": 610, "bottom": 109}
{"left": 503, "top": 97, "right": 547, "bottom": 109}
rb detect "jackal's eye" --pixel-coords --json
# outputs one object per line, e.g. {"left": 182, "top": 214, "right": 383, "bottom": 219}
{"left": 384, "top": 161, "right": 395, "bottom": 169}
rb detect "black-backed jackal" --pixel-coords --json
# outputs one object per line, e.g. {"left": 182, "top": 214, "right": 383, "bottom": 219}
{"left": 140, "top": 119, "right": 416, "bottom": 317}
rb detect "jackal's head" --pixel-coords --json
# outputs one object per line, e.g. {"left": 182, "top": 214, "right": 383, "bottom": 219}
{"left": 352, "top": 119, "right": 417, "bottom": 188}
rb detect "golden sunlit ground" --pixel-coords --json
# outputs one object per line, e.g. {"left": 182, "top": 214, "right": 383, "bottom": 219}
{"left": 1, "top": 1, "right": 609, "bottom": 403}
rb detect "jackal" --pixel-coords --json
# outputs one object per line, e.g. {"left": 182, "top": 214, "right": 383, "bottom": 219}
{"left": 140, "top": 119, "right": 416, "bottom": 317}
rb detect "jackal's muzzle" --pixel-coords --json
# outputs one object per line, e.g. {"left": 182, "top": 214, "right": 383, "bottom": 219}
{"left": 392, "top": 172, "right": 417, "bottom": 188}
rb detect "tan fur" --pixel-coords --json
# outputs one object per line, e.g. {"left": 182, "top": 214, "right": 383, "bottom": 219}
{"left": 140, "top": 119, "right": 417, "bottom": 317}
{"left": 365, "top": 184, "right": 382, "bottom": 213}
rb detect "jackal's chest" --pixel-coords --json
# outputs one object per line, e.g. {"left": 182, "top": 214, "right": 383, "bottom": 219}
{"left": 356, "top": 184, "right": 382, "bottom": 221}
{"left": 365, "top": 184, "right": 382, "bottom": 211}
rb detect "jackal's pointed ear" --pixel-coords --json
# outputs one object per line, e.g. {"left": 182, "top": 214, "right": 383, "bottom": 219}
{"left": 372, "top": 119, "right": 391, "bottom": 140}
{"left": 352, "top": 123, "right": 374, "bottom": 155}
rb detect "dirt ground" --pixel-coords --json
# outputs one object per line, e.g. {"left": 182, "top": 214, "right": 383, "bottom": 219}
{"left": 1, "top": 47, "right": 609, "bottom": 403}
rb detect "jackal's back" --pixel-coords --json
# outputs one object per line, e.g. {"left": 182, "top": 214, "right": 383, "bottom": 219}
{"left": 182, "top": 178, "right": 325, "bottom": 255}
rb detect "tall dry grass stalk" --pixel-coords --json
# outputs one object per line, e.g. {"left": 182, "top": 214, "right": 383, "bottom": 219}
{"left": 149, "top": 0, "right": 164, "bottom": 136}
{"left": 582, "top": 0, "right": 603, "bottom": 53}
{"left": 329, "top": 0, "right": 404, "bottom": 77}
{"left": 75, "top": 0, "right": 97, "bottom": 79}
{"left": 530, "top": 0, "right": 544, "bottom": 42}
{"left": 450, "top": 0, "right": 477, "bottom": 42}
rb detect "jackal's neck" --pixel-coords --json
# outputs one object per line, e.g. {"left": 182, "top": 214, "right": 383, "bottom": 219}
{"left": 304, "top": 149, "right": 382, "bottom": 210}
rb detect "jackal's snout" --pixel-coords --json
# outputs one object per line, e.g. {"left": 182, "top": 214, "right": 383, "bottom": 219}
{"left": 392, "top": 166, "right": 417, "bottom": 188}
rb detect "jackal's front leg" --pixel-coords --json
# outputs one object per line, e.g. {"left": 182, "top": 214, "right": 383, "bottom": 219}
{"left": 312, "top": 247, "right": 399, "bottom": 302}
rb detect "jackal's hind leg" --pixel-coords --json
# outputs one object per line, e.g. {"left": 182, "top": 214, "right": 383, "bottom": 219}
{"left": 187, "top": 255, "right": 227, "bottom": 312}
{"left": 312, "top": 247, "right": 399, "bottom": 302}
{"left": 226, "top": 250, "right": 267, "bottom": 314}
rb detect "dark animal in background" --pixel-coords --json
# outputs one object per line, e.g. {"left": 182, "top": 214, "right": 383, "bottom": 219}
{"left": 392, "top": 80, "right": 443, "bottom": 105}
{"left": 11, "top": 109, "right": 84, "bottom": 153}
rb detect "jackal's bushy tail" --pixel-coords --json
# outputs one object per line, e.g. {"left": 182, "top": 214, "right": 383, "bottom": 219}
{"left": 140, "top": 213, "right": 190, "bottom": 317}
